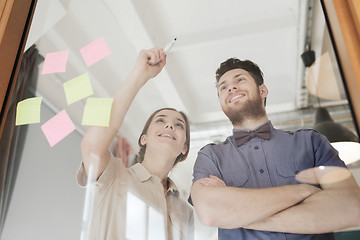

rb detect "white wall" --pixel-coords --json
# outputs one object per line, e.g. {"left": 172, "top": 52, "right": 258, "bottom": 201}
{"left": 1, "top": 103, "right": 85, "bottom": 240}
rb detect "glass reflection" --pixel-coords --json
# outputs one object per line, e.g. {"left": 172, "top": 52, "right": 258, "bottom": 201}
{"left": 1, "top": 0, "right": 360, "bottom": 240}
{"left": 295, "top": 166, "right": 352, "bottom": 185}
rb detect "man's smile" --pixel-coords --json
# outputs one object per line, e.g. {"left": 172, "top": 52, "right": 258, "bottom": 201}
{"left": 228, "top": 93, "right": 245, "bottom": 103}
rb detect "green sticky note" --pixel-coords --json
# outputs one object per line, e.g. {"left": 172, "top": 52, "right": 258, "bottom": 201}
{"left": 16, "top": 97, "right": 43, "bottom": 125}
{"left": 82, "top": 98, "right": 113, "bottom": 127}
{"left": 63, "top": 72, "right": 94, "bottom": 105}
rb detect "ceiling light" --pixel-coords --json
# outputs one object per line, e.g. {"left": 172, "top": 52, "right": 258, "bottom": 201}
{"left": 313, "top": 107, "right": 360, "bottom": 165}
{"left": 301, "top": 49, "right": 316, "bottom": 67}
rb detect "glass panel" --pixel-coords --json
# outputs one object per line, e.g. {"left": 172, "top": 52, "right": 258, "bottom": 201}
{"left": 2, "top": 0, "right": 359, "bottom": 239}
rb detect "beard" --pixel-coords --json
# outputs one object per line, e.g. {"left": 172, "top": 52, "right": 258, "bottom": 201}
{"left": 223, "top": 93, "right": 266, "bottom": 126}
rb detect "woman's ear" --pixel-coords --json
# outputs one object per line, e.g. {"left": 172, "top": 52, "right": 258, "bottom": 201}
{"left": 181, "top": 144, "right": 188, "bottom": 155}
{"left": 140, "top": 134, "right": 147, "bottom": 146}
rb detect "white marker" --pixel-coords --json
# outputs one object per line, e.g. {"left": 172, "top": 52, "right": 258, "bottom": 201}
{"left": 153, "top": 38, "right": 177, "bottom": 64}
{"left": 163, "top": 38, "right": 177, "bottom": 55}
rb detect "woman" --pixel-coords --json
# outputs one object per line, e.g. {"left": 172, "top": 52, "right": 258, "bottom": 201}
{"left": 77, "top": 48, "right": 193, "bottom": 240}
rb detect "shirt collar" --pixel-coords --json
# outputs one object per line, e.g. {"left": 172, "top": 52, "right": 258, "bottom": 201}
{"left": 130, "top": 163, "right": 179, "bottom": 195}
{"left": 131, "top": 163, "right": 152, "bottom": 182}
{"left": 232, "top": 120, "right": 273, "bottom": 134}
{"left": 167, "top": 177, "right": 179, "bottom": 196}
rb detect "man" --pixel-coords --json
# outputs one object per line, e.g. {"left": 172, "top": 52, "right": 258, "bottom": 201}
{"left": 190, "top": 58, "right": 360, "bottom": 239}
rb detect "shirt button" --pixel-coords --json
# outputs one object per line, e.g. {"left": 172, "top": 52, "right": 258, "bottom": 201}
{"left": 260, "top": 169, "right": 264, "bottom": 173}
{"left": 254, "top": 146, "right": 259, "bottom": 150}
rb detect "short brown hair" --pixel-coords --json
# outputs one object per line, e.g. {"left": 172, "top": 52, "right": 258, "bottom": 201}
{"left": 137, "top": 108, "right": 190, "bottom": 165}
{"left": 216, "top": 58, "right": 264, "bottom": 86}
{"left": 216, "top": 58, "right": 266, "bottom": 106}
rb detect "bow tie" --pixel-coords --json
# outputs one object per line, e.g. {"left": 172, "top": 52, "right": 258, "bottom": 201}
{"left": 233, "top": 123, "right": 271, "bottom": 147}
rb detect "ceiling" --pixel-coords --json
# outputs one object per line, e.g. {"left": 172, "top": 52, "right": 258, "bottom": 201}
{"left": 23, "top": 0, "right": 359, "bottom": 238}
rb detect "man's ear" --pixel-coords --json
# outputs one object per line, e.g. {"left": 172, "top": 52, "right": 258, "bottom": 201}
{"left": 259, "top": 84, "right": 269, "bottom": 98}
{"left": 140, "top": 134, "right": 147, "bottom": 146}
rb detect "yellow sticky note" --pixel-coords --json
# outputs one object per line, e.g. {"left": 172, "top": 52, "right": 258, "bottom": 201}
{"left": 82, "top": 98, "right": 113, "bottom": 127}
{"left": 16, "top": 97, "right": 43, "bottom": 125}
{"left": 63, "top": 72, "right": 94, "bottom": 105}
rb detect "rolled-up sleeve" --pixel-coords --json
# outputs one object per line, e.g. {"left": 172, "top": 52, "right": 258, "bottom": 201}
{"left": 76, "top": 155, "right": 124, "bottom": 190}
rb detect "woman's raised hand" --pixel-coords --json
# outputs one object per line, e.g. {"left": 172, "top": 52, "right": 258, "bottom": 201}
{"left": 132, "top": 48, "right": 167, "bottom": 85}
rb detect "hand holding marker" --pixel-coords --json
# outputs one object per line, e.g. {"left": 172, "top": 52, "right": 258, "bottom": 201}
{"left": 163, "top": 38, "right": 177, "bottom": 54}
{"left": 151, "top": 38, "right": 177, "bottom": 64}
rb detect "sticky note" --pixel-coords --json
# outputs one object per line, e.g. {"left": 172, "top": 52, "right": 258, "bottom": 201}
{"left": 15, "top": 97, "right": 42, "bottom": 125}
{"left": 63, "top": 72, "right": 94, "bottom": 105}
{"left": 41, "top": 50, "right": 69, "bottom": 74}
{"left": 80, "top": 37, "right": 111, "bottom": 67}
{"left": 82, "top": 98, "right": 113, "bottom": 127}
{"left": 41, "top": 110, "right": 76, "bottom": 147}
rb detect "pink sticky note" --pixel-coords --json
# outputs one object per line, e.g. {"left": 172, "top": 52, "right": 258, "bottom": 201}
{"left": 41, "top": 110, "right": 75, "bottom": 147}
{"left": 80, "top": 37, "right": 111, "bottom": 67}
{"left": 41, "top": 50, "right": 69, "bottom": 74}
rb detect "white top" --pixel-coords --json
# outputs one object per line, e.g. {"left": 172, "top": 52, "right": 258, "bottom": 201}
{"left": 77, "top": 155, "right": 194, "bottom": 240}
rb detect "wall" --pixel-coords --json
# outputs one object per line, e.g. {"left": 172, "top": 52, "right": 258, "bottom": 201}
{"left": 1, "top": 103, "right": 85, "bottom": 240}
